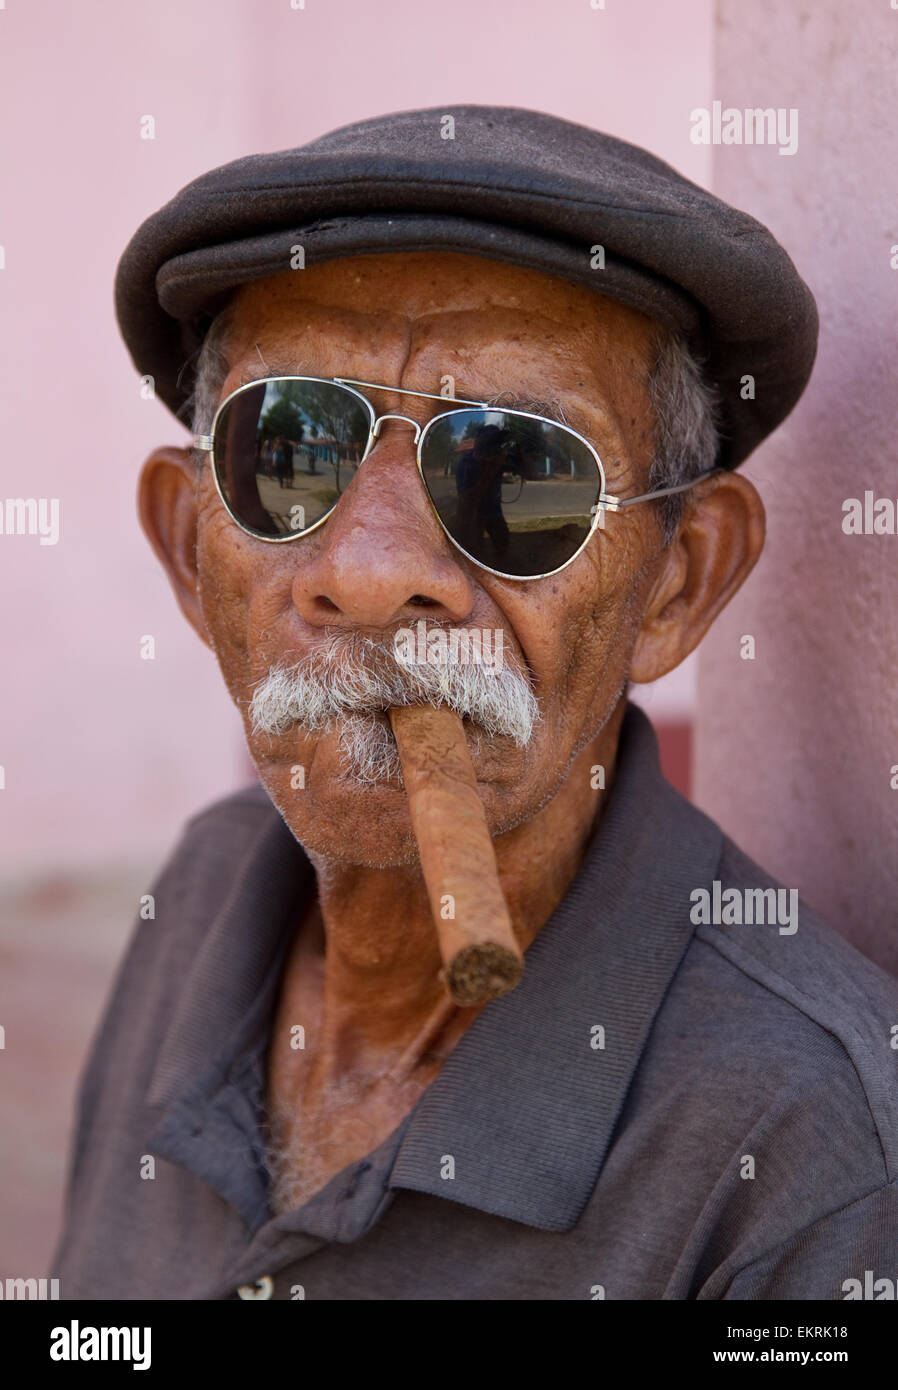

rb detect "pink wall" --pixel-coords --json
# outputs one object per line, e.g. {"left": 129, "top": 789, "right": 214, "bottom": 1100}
{"left": 695, "top": 1, "right": 898, "bottom": 975}
{"left": 0, "top": 0, "right": 712, "bottom": 876}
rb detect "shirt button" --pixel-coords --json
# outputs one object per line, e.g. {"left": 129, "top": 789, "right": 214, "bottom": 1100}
{"left": 237, "top": 1275, "right": 274, "bottom": 1300}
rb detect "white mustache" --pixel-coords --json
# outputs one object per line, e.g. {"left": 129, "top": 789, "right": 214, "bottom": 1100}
{"left": 249, "top": 631, "right": 539, "bottom": 784}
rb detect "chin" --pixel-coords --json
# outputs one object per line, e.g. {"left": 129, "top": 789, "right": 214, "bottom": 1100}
{"left": 256, "top": 761, "right": 424, "bottom": 867}
{"left": 248, "top": 722, "right": 541, "bottom": 862}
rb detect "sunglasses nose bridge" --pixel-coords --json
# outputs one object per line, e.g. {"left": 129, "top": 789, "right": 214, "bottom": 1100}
{"left": 370, "top": 413, "right": 423, "bottom": 445}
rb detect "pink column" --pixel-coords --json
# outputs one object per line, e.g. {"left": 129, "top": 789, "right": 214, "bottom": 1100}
{"left": 695, "top": 2, "right": 898, "bottom": 975}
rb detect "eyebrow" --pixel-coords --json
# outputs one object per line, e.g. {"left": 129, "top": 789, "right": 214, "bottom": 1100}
{"left": 483, "top": 389, "right": 626, "bottom": 464}
{"left": 482, "top": 390, "right": 570, "bottom": 424}
{"left": 235, "top": 357, "right": 312, "bottom": 386}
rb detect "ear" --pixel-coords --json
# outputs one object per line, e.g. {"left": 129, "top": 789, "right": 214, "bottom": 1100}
{"left": 137, "top": 445, "right": 211, "bottom": 648}
{"left": 628, "top": 470, "right": 766, "bottom": 684}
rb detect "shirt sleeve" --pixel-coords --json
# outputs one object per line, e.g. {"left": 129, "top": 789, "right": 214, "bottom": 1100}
{"left": 717, "top": 1181, "right": 898, "bottom": 1300}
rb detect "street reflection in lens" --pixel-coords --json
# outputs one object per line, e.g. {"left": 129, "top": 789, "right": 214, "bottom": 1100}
{"left": 214, "top": 379, "right": 372, "bottom": 538}
{"left": 421, "top": 410, "right": 600, "bottom": 576}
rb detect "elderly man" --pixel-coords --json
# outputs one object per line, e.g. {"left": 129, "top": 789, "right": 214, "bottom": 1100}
{"left": 54, "top": 106, "right": 898, "bottom": 1300}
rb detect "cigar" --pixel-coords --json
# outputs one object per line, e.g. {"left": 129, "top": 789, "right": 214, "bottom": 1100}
{"left": 388, "top": 703, "right": 524, "bottom": 1007}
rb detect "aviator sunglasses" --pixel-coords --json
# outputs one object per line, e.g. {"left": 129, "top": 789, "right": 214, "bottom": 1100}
{"left": 194, "top": 376, "right": 718, "bottom": 581}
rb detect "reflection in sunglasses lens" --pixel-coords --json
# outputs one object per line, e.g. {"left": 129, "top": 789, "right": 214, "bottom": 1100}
{"left": 420, "top": 410, "right": 601, "bottom": 577}
{"left": 213, "top": 380, "right": 372, "bottom": 538}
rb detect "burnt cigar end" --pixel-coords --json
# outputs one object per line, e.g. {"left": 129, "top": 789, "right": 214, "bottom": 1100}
{"left": 444, "top": 943, "right": 524, "bottom": 1007}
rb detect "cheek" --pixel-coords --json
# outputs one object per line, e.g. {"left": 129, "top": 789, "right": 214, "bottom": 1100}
{"left": 195, "top": 480, "right": 294, "bottom": 709}
{"left": 568, "top": 530, "right": 656, "bottom": 704}
{"left": 498, "top": 523, "right": 652, "bottom": 749}
{"left": 568, "top": 532, "right": 649, "bottom": 675}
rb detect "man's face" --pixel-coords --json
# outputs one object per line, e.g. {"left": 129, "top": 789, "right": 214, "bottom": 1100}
{"left": 193, "top": 251, "right": 667, "bottom": 866}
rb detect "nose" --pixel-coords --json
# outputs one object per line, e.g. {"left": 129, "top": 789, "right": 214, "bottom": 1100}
{"left": 290, "top": 419, "right": 475, "bottom": 630}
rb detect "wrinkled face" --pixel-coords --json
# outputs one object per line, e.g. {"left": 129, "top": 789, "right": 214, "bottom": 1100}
{"left": 194, "top": 251, "right": 666, "bottom": 866}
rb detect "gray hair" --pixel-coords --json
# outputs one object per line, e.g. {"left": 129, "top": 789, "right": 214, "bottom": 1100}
{"left": 186, "top": 306, "right": 720, "bottom": 544}
{"left": 644, "top": 328, "right": 722, "bottom": 542}
{"left": 186, "top": 304, "right": 238, "bottom": 446}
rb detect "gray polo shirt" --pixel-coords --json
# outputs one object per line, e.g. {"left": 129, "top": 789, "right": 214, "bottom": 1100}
{"left": 53, "top": 704, "right": 898, "bottom": 1300}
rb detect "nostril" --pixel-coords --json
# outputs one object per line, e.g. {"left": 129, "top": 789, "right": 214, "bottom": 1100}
{"left": 409, "top": 595, "right": 437, "bottom": 607}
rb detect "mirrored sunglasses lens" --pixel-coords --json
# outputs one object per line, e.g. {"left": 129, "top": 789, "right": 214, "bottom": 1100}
{"left": 213, "top": 380, "right": 371, "bottom": 538}
{"left": 420, "top": 410, "right": 601, "bottom": 577}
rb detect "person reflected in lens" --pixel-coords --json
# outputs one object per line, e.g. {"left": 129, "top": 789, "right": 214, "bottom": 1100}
{"left": 454, "top": 423, "right": 512, "bottom": 563}
{"left": 273, "top": 436, "right": 292, "bottom": 490}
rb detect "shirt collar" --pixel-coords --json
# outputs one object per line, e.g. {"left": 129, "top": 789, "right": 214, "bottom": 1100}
{"left": 389, "top": 701, "right": 723, "bottom": 1229}
{"left": 146, "top": 701, "right": 722, "bottom": 1234}
{"left": 146, "top": 800, "right": 313, "bottom": 1228}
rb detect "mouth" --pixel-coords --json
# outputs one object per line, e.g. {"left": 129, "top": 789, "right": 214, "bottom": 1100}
{"left": 287, "top": 701, "right": 477, "bottom": 732}
{"left": 284, "top": 705, "right": 493, "bottom": 791}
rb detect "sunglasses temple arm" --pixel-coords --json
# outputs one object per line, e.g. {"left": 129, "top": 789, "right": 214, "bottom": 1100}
{"left": 596, "top": 467, "right": 722, "bottom": 513}
{"left": 194, "top": 435, "right": 214, "bottom": 452}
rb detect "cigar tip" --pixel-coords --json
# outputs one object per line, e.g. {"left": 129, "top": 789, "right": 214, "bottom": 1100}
{"left": 445, "top": 943, "right": 524, "bottom": 1008}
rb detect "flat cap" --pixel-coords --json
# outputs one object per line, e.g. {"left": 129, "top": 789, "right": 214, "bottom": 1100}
{"left": 115, "top": 104, "right": 818, "bottom": 469}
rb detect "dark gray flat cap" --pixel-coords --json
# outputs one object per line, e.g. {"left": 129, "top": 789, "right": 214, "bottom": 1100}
{"left": 115, "top": 104, "right": 818, "bottom": 469}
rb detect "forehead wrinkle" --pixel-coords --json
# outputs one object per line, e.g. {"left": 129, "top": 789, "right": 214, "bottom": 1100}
{"left": 223, "top": 293, "right": 414, "bottom": 384}
{"left": 224, "top": 317, "right": 637, "bottom": 466}
{"left": 399, "top": 318, "right": 638, "bottom": 457}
